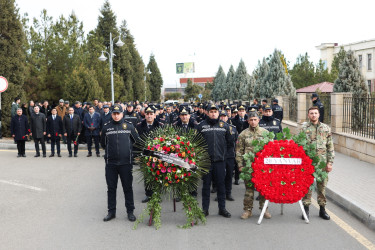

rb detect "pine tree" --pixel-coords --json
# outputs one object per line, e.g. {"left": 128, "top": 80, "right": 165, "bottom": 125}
{"left": 147, "top": 53, "right": 163, "bottom": 102}
{"left": 232, "top": 59, "right": 248, "bottom": 100}
{"left": 224, "top": 65, "right": 235, "bottom": 100}
{"left": 96, "top": 0, "right": 118, "bottom": 48}
{"left": 330, "top": 46, "right": 346, "bottom": 80}
{"left": 290, "top": 53, "right": 315, "bottom": 89}
{"left": 0, "top": 0, "right": 27, "bottom": 136}
{"left": 256, "top": 58, "right": 270, "bottom": 98}
{"left": 315, "top": 59, "right": 335, "bottom": 83}
{"left": 245, "top": 74, "right": 255, "bottom": 100}
{"left": 263, "top": 49, "right": 288, "bottom": 98}
{"left": 212, "top": 65, "right": 226, "bottom": 101}
{"left": 333, "top": 50, "right": 368, "bottom": 96}
{"left": 283, "top": 74, "right": 297, "bottom": 98}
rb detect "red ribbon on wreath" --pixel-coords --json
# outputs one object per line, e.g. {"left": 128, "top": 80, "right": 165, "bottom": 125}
{"left": 252, "top": 140, "right": 314, "bottom": 204}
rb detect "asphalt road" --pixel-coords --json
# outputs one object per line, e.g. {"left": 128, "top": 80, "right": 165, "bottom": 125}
{"left": 1, "top": 149, "right": 374, "bottom": 250}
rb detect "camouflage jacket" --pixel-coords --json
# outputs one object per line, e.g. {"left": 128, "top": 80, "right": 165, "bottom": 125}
{"left": 301, "top": 121, "right": 335, "bottom": 164}
{"left": 235, "top": 125, "right": 268, "bottom": 169}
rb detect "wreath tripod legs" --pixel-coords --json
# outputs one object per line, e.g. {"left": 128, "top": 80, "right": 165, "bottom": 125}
{"left": 299, "top": 200, "right": 309, "bottom": 224}
{"left": 257, "top": 200, "right": 269, "bottom": 225}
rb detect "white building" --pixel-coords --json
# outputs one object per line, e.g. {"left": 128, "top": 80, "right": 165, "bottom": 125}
{"left": 316, "top": 39, "right": 375, "bottom": 92}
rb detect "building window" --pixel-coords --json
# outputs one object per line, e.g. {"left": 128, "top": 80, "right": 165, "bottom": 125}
{"left": 358, "top": 55, "right": 362, "bottom": 68}
{"left": 368, "top": 80, "right": 372, "bottom": 92}
{"left": 368, "top": 54, "right": 372, "bottom": 70}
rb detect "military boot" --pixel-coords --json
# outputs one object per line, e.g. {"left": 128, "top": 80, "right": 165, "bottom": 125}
{"left": 263, "top": 208, "right": 271, "bottom": 219}
{"left": 241, "top": 210, "right": 252, "bottom": 219}
{"left": 319, "top": 206, "right": 330, "bottom": 220}
{"left": 301, "top": 205, "right": 309, "bottom": 220}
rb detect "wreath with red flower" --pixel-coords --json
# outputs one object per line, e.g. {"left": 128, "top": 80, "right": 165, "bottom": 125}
{"left": 133, "top": 125, "right": 210, "bottom": 229}
{"left": 240, "top": 128, "right": 328, "bottom": 204}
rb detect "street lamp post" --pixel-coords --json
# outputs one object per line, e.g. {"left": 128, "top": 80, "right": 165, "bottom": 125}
{"left": 144, "top": 69, "right": 151, "bottom": 102}
{"left": 98, "top": 32, "right": 125, "bottom": 104}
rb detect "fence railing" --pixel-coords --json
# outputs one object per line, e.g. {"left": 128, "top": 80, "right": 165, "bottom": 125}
{"left": 343, "top": 95, "right": 375, "bottom": 139}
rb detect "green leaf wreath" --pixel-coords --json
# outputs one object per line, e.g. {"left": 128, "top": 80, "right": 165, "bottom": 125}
{"left": 133, "top": 125, "right": 210, "bottom": 229}
{"left": 240, "top": 127, "right": 328, "bottom": 188}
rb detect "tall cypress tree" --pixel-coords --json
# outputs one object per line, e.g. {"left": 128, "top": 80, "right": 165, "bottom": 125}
{"left": 147, "top": 53, "right": 163, "bottom": 102}
{"left": 256, "top": 58, "right": 270, "bottom": 98}
{"left": 212, "top": 65, "right": 226, "bottom": 101}
{"left": 264, "top": 49, "right": 288, "bottom": 98}
{"left": 224, "top": 65, "right": 235, "bottom": 100}
{"left": 0, "top": 0, "right": 26, "bottom": 136}
{"left": 232, "top": 59, "right": 248, "bottom": 100}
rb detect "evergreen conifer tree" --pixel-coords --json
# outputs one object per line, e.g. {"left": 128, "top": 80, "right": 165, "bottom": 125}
{"left": 147, "top": 53, "right": 163, "bottom": 102}
{"left": 212, "top": 65, "right": 226, "bottom": 101}
{"left": 290, "top": 53, "right": 315, "bottom": 89}
{"left": 0, "top": 0, "right": 26, "bottom": 136}
{"left": 264, "top": 49, "right": 288, "bottom": 98}
{"left": 224, "top": 65, "right": 235, "bottom": 100}
{"left": 232, "top": 59, "right": 248, "bottom": 100}
{"left": 256, "top": 58, "right": 270, "bottom": 98}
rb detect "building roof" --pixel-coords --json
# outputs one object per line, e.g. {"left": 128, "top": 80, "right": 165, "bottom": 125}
{"left": 180, "top": 77, "right": 214, "bottom": 84}
{"left": 296, "top": 82, "right": 334, "bottom": 93}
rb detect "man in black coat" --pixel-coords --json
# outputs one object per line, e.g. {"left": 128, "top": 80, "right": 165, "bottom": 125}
{"left": 272, "top": 99, "right": 283, "bottom": 123}
{"left": 11, "top": 108, "right": 29, "bottom": 157}
{"left": 47, "top": 108, "right": 63, "bottom": 157}
{"left": 312, "top": 93, "right": 325, "bottom": 123}
{"left": 232, "top": 105, "right": 249, "bottom": 135}
{"left": 100, "top": 105, "right": 112, "bottom": 129}
{"left": 63, "top": 107, "right": 82, "bottom": 157}
{"left": 136, "top": 106, "right": 164, "bottom": 203}
{"left": 124, "top": 102, "right": 140, "bottom": 125}
{"left": 259, "top": 105, "right": 282, "bottom": 135}
{"left": 30, "top": 106, "right": 47, "bottom": 157}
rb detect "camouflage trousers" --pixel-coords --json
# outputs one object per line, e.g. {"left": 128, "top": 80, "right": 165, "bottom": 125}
{"left": 243, "top": 180, "right": 265, "bottom": 211}
{"left": 302, "top": 176, "right": 328, "bottom": 206}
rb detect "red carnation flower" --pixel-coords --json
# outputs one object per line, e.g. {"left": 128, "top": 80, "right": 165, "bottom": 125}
{"left": 147, "top": 145, "right": 151, "bottom": 150}
{"left": 55, "top": 132, "right": 58, "bottom": 136}
{"left": 187, "top": 141, "right": 190, "bottom": 146}
{"left": 156, "top": 171, "right": 160, "bottom": 175}
{"left": 22, "top": 136, "right": 25, "bottom": 139}
{"left": 180, "top": 141, "right": 184, "bottom": 145}
{"left": 166, "top": 147, "right": 171, "bottom": 152}
{"left": 163, "top": 146, "right": 167, "bottom": 151}
{"left": 187, "top": 173, "right": 191, "bottom": 177}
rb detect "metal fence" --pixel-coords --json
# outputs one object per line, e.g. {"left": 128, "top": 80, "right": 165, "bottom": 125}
{"left": 343, "top": 95, "right": 375, "bottom": 139}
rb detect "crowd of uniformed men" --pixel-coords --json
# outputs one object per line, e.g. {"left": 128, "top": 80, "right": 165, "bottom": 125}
{"left": 10, "top": 94, "right": 332, "bottom": 223}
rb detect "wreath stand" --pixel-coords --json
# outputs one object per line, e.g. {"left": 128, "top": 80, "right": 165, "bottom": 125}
{"left": 257, "top": 200, "right": 309, "bottom": 225}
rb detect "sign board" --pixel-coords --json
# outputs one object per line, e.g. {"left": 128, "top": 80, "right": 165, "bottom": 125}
{"left": 176, "top": 62, "right": 195, "bottom": 74}
{"left": 0, "top": 76, "right": 8, "bottom": 93}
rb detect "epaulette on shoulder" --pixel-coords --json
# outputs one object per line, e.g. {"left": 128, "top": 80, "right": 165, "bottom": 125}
{"left": 104, "top": 121, "right": 111, "bottom": 126}
{"left": 274, "top": 118, "right": 281, "bottom": 122}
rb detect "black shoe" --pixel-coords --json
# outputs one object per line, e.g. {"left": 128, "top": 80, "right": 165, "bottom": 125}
{"left": 211, "top": 187, "right": 217, "bottom": 193}
{"left": 319, "top": 206, "right": 330, "bottom": 220}
{"left": 214, "top": 197, "right": 218, "bottom": 201}
{"left": 69, "top": 154, "right": 72, "bottom": 157}
{"left": 203, "top": 209, "right": 209, "bottom": 217}
{"left": 219, "top": 209, "right": 231, "bottom": 218}
{"left": 256, "top": 195, "right": 260, "bottom": 201}
{"left": 103, "top": 213, "right": 116, "bottom": 222}
{"left": 87, "top": 153, "right": 92, "bottom": 157}
{"left": 74, "top": 154, "right": 77, "bottom": 157}
{"left": 175, "top": 197, "right": 181, "bottom": 202}
{"left": 96, "top": 153, "right": 100, "bottom": 157}
{"left": 142, "top": 196, "right": 151, "bottom": 203}
{"left": 22, "top": 154, "right": 26, "bottom": 157}
{"left": 226, "top": 195, "right": 235, "bottom": 201}
{"left": 17, "top": 154, "right": 21, "bottom": 158}
{"left": 57, "top": 154, "right": 61, "bottom": 157}
{"left": 43, "top": 154, "right": 46, "bottom": 158}
{"left": 234, "top": 180, "right": 239, "bottom": 185}
{"left": 127, "top": 213, "right": 136, "bottom": 222}
{"left": 301, "top": 205, "right": 309, "bottom": 220}
{"left": 49, "top": 154, "right": 54, "bottom": 157}
{"left": 34, "top": 154, "right": 40, "bottom": 157}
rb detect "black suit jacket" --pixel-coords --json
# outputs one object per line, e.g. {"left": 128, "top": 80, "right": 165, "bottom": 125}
{"left": 47, "top": 115, "right": 63, "bottom": 139}
{"left": 63, "top": 114, "right": 82, "bottom": 136}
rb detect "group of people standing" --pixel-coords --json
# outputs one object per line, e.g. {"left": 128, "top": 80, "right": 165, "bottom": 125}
{"left": 9, "top": 93, "right": 332, "bottom": 223}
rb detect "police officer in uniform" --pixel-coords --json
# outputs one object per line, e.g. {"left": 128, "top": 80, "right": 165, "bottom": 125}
{"left": 259, "top": 105, "right": 282, "bottom": 135}
{"left": 272, "top": 99, "right": 283, "bottom": 123}
{"left": 124, "top": 102, "right": 140, "bottom": 125}
{"left": 312, "top": 93, "right": 324, "bottom": 123}
{"left": 232, "top": 105, "right": 249, "bottom": 135}
{"left": 136, "top": 106, "right": 164, "bottom": 203}
{"left": 100, "top": 105, "right": 112, "bottom": 129}
{"left": 196, "top": 104, "right": 232, "bottom": 218}
{"left": 101, "top": 104, "right": 140, "bottom": 222}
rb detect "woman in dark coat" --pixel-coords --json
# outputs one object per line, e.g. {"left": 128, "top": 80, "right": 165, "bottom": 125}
{"left": 11, "top": 108, "right": 30, "bottom": 157}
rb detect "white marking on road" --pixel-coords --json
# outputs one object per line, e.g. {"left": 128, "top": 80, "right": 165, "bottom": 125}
{"left": 0, "top": 180, "right": 46, "bottom": 191}
{"left": 312, "top": 199, "right": 375, "bottom": 250}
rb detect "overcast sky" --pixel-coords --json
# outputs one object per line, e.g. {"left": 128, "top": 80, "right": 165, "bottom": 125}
{"left": 16, "top": 0, "right": 375, "bottom": 88}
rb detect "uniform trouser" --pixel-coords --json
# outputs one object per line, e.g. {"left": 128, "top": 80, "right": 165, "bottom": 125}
{"left": 234, "top": 161, "right": 240, "bottom": 181}
{"left": 16, "top": 140, "right": 25, "bottom": 155}
{"left": 50, "top": 137, "right": 60, "bottom": 155}
{"left": 303, "top": 177, "right": 328, "bottom": 206}
{"left": 34, "top": 137, "right": 46, "bottom": 155}
{"left": 145, "top": 181, "right": 153, "bottom": 197}
{"left": 86, "top": 135, "right": 100, "bottom": 154}
{"left": 243, "top": 180, "right": 266, "bottom": 211}
{"left": 202, "top": 161, "right": 226, "bottom": 210}
{"left": 225, "top": 158, "right": 235, "bottom": 196}
{"left": 105, "top": 163, "right": 135, "bottom": 214}
{"left": 67, "top": 133, "right": 78, "bottom": 155}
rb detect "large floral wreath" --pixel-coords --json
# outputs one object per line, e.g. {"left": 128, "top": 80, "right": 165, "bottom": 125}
{"left": 133, "top": 125, "right": 210, "bottom": 229}
{"left": 240, "top": 128, "right": 328, "bottom": 204}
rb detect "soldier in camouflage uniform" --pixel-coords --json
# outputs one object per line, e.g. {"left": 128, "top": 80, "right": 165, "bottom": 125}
{"left": 301, "top": 106, "right": 334, "bottom": 220}
{"left": 235, "top": 111, "right": 271, "bottom": 219}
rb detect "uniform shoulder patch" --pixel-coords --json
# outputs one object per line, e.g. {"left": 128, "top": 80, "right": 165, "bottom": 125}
{"left": 122, "top": 123, "right": 128, "bottom": 130}
{"left": 219, "top": 121, "right": 224, "bottom": 127}
{"left": 133, "top": 113, "right": 136, "bottom": 117}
